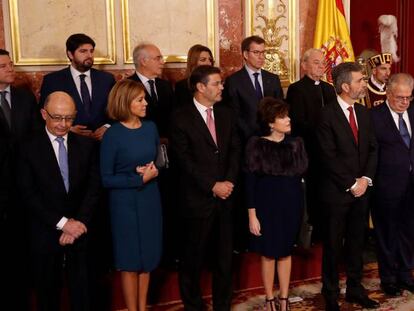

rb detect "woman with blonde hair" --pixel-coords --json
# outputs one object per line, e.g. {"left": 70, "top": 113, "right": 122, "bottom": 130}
{"left": 101, "top": 79, "right": 162, "bottom": 311}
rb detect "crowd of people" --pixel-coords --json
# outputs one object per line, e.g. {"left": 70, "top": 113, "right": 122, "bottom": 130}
{"left": 0, "top": 32, "right": 413, "bottom": 311}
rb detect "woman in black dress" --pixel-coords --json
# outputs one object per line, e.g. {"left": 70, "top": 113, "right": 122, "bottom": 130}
{"left": 175, "top": 44, "right": 214, "bottom": 106}
{"left": 245, "top": 98, "right": 307, "bottom": 311}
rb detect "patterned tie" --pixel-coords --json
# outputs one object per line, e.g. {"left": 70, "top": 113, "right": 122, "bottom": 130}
{"left": 398, "top": 113, "right": 411, "bottom": 148}
{"left": 253, "top": 72, "right": 263, "bottom": 100}
{"left": 0, "top": 91, "right": 11, "bottom": 128}
{"left": 79, "top": 74, "right": 91, "bottom": 115}
{"left": 56, "top": 137, "right": 69, "bottom": 192}
{"left": 148, "top": 79, "right": 158, "bottom": 102}
{"left": 347, "top": 106, "right": 358, "bottom": 144}
{"left": 206, "top": 108, "right": 217, "bottom": 145}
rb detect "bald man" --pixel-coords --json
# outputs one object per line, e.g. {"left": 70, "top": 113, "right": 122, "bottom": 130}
{"left": 18, "top": 91, "right": 101, "bottom": 311}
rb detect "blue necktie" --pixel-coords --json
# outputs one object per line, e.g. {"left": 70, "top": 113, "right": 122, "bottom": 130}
{"left": 253, "top": 72, "right": 263, "bottom": 100}
{"left": 79, "top": 74, "right": 91, "bottom": 115}
{"left": 56, "top": 137, "right": 69, "bottom": 192}
{"left": 398, "top": 113, "right": 411, "bottom": 148}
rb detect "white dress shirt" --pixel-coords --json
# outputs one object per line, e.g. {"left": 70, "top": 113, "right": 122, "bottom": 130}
{"left": 70, "top": 65, "right": 92, "bottom": 97}
{"left": 385, "top": 100, "right": 412, "bottom": 136}
{"left": 193, "top": 98, "right": 215, "bottom": 124}
{"left": 245, "top": 65, "right": 264, "bottom": 92}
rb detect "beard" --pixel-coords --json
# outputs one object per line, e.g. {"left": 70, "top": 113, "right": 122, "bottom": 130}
{"left": 73, "top": 58, "right": 94, "bottom": 72}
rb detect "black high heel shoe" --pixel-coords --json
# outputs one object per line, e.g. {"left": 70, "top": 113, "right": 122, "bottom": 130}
{"left": 278, "top": 296, "right": 290, "bottom": 311}
{"left": 265, "top": 297, "right": 278, "bottom": 311}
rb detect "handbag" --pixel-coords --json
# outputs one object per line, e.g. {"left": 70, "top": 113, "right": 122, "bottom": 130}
{"left": 155, "top": 144, "right": 169, "bottom": 169}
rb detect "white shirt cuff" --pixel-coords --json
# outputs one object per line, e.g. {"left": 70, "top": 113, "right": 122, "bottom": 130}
{"left": 56, "top": 217, "right": 68, "bottom": 230}
{"left": 103, "top": 124, "right": 111, "bottom": 128}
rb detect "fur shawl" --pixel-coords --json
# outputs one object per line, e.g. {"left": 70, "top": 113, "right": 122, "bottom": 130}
{"left": 245, "top": 136, "right": 308, "bottom": 176}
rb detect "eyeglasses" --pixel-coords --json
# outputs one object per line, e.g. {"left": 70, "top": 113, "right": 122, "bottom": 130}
{"left": 44, "top": 109, "right": 76, "bottom": 122}
{"left": 208, "top": 81, "right": 224, "bottom": 87}
{"left": 248, "top": 50, "right": 266, "bottom": 56}
{"left": 393, "top": 95, "right": 413, "bottom": 103}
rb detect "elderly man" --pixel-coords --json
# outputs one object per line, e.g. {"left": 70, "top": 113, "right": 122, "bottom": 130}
{"left": 316, "top": 62, "right": 378, "bottom": 311}
{"left": 40, "top": 33, "right": 115, "bottom": 140}
{"left": 287, "top": 48, "right": 336, "bottom": 240}
{"left": 128, "top": 42, "right": 174, "bottom": 138}
{"left": 371, "top": 73, "right": 414, "bottom": 296}
{"left": 170, "top": 65, "right": 240, "bottom": 311}
{"left": 361, "top": 53, "right": 392, "bottom": 108}
{"left": 18, "top": 91, "right": 101, "bottom": 311}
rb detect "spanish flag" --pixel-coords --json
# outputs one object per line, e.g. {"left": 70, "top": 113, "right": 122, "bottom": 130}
{"left": 314, "top": 0, "right": 354, "bottom": 82}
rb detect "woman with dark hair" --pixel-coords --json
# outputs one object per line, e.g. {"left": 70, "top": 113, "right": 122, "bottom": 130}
{"left": 245, "top": 97, "right": 308, "bottom": 311}
{"left": 100, "top": 79, "right": 162, "bottom": 311}
{"left": 175, "top": 44, "right": 214, "bottom": 105}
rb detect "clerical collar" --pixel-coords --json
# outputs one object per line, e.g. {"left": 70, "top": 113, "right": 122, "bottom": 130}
{"left": 305, "top": 74, "right": 320, "bottom": 85}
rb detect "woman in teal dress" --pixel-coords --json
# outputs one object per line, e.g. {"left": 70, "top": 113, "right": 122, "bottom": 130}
{"left": 100, "top": 79, "right": 162, "bottom": 311}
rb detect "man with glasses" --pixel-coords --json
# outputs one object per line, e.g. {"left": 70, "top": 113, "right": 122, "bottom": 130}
{"left": 18, "top": 91, "right": 101, "bottom": 311}
{"left": 224, "top": 35, "right": 283, "bottom": 144}
{"left": 0, "top": 48, "right": 42, "bottom": 311}
{"left": 371, "top": 73, "right": 414, "bottom": 297}
{"left": 170, "top": 65, "right": 240, "bottom": 311}
{"left": 129, "top": 42, "right": 174, "bottom": 139}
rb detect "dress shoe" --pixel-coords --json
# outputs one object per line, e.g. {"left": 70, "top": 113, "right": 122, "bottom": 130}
{"left": 397, "top": 280, "right": 414, "bottom": 292}
{"left": 324, "top": 297, "right": 340, "bottom": 311}
{"left": 345, "top": 294, "right": 380, "bottom": 309}
{"left": 381, "top": 283, "right": 402, "bottom": 296}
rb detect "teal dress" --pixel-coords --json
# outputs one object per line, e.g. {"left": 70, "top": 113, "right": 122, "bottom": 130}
{"left": 100, "top": 121, "right": 162, "bottom": 272}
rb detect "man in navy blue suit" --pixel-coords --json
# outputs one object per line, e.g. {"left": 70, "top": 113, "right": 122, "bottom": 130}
{"left": 40, "top": 33, "right": 115, "bottom": 140}
{"left": 371, "top": 73, "right": 414, "bottom": 297}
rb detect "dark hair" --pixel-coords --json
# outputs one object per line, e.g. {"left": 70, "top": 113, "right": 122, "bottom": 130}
{"left": 331, "top": 62, "right": 363, "bottom": 94}
{"left": 66, "top": 33, "right": 95, "bottom": 54}
{"left": 257, "top": 97, "right": 289, "bottom": 135}
{"left": 189, "top": 65, "right": 221, "bottom": 93}
{"left": 0, "top": 49, "right": 10, "bottom": 56}
{"left": 241, "top": 35, "right": 265, "bottom": 52}
{"left": 186, "top": 44, "right": 214, "bottom": 76}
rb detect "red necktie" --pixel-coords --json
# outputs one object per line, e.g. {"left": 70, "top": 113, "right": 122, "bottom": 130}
{"left": 347, "top": 106, "right": 358, "bottom": 144}
{"left": 206, "top": 108, "right": 217, "bottom": 145}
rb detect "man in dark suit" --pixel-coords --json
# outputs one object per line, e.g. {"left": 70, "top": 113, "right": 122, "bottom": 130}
{"left": 128, "top": 42, "right": 174, "bottom": 139}
{"left": 170, "top": 65, "right": 240, "bottom": 311}
{"left": 224, "top": 35, "right": 283, "bottom": 144}
{"left": 40, "top": 33, "right": 115, "bottom": 140}
{"left": 0, "top": 48, "right": 42, "bottom": 310}
{"left": 316, "top": 62, "right": 379, "bottom": 310}
{"left": 371, "top": 73, "right": 414, "bottom": 296}
{"left": 18, "top": 91, "right": 101, "bottom": 311}
{"left": 287, "top": 48, "right": 337, "bottom": 241}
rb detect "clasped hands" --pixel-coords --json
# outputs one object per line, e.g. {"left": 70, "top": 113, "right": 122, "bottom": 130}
{"left": 59, "top": 218, "right": 87, "bottom": 246}
{"left": 70, "top": 125, "right": 107, "bottom": 140}
{"left": 212, "top": 181, "right": 234, "bottom": 200}
{"left": 136, "top": 161, "right": 159, "bottom": 183}
{"left": 350, "top": 177, "right": 369, "bottom": 197}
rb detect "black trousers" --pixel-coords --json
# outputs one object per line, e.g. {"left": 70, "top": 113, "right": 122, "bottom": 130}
{"left": 32, "top": 247, "right": 90, "bottom": 311}
{"left": 321, "top": 198, "right": 369, "bottom": 299}
{"left": 372, "top": 179, "right": 414, "bottom": 283}
{"left": 179, "top": 206, "right": 233, "bottom": 311}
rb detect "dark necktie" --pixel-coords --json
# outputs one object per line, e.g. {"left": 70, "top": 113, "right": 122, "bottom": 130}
{"left": 56, "top": 137, "right": 69, "bottom": 192}
{"left": 79, "top": 74, "right": 91, "bottom": 115}
{"left": 398, "top": 113, "right": 411, "bottom": 148}
{"left": 0, "top": 91, "right": 11, "bottom": 128}
{"left": 347, "top": 106, "right": 358, "bottom": 144}
{"left": 148, "top": 79, "right": 158, "bottom": 102}
{"left": 253, "top": 72, "right": 263, "bottom": 100}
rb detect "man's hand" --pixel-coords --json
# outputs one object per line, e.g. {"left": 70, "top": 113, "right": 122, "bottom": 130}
{"left": 59, "top": 232, "right": 75, "bottom": 246}
{"left": 70, "top": 125, "right": 93, "bottom": 137}
{"left": 62, "top": 219, "right": 87, "bottom": 239}
{"left": 91, "top": 125, "right": 108, "bottom": 141}
{"left": 351, "top": 178, "right": 368, "bottom": 197}
{"left": 212, "top": 181, "right": 234, "bottom": 200}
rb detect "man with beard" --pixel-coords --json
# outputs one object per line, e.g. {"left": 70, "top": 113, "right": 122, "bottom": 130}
{"left": 40, "top": 33, "right": 115, "bottom": 140}
{"left": 360, "top": 53, "right": 392, "bottom": 108}
{"left": 39, "top": 33, "right": 115, "bottom": 310}
{"left": 316, "top": 62, "right": 379, "bottom": 310}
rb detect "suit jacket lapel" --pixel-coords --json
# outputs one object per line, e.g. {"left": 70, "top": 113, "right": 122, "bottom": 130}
{"left": 241, "top": 68, "right": 257, "bottom": 98}
{"left": 189, "top": 104, "right": 217, "bottom": 148}
{"left": 334, "top": 101, "right": 358, "bottom": 147}
{"left": 214, "top": 106, "right": 226, "bottom": 150}
{"left": 67, "top": 133, "right": 79, "bottom": 194}
{"left": 64, "top": 68, "right": 85, "bottom": 114}
{"left": 262, "top": 70, "right": 273, "bottom": 97}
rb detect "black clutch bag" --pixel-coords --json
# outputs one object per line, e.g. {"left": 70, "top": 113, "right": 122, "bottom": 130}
{"left": 155, "top": 144, "right": 169, "bottom": 169}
